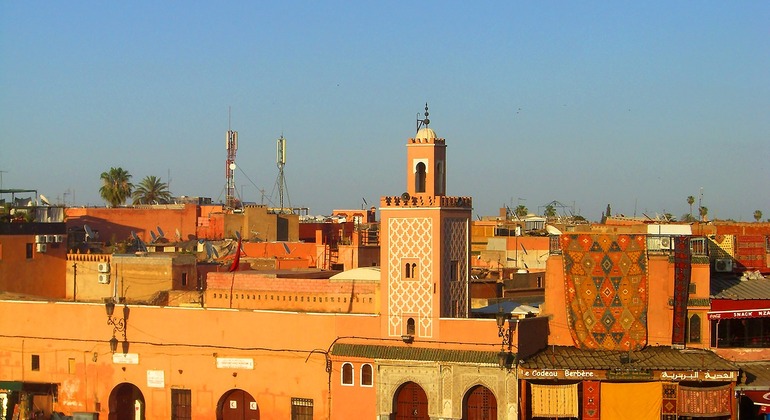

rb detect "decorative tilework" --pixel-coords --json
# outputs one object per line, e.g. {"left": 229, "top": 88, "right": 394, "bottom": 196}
{"left": 388, "top": 217, "right": 434, "bottom": 337}
{"left": 442, "top": 218, "right": 469, "bottom": 318}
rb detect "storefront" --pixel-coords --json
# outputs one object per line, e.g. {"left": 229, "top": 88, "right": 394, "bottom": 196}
{"left": 0, "top": 381, "right": 58, "bottom": 420}
{"left": 735, "top": 362, "right": 770, "bottom": 420}
{"left": 518, "top": 346, "right": 739, "bottom": 420}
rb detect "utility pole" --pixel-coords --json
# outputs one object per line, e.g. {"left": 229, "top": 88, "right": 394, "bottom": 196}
{"left": 73, "top": 263, "right": 77, "bottom": 302}
{"left": 0, "top": 170, "right": 7, "bottom": 191}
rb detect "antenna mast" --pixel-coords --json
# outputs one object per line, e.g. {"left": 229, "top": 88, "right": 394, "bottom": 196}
{"left": 275, "top": 134, "right": 291, "bottom": 213}
{"left": 225, "top": 108, "right": 238, "bottom": 210}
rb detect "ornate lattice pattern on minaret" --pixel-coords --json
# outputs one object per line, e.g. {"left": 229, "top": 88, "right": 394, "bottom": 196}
{"left": 442, "top": 218, "right": 469, "bottom": 318}
{"left": 387, "top": 217, "right": 434, "bottom": 337}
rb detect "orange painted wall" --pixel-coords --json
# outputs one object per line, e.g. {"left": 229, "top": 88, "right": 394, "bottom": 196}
{"left": 0, "top": 299, "right": 504, "bottom": 419}
{"left": 0, "top": 234, "right": 67, "bottom": 298}
{"left": 205, "top": 272, "right": 379, "bottom": 313}
{"left": 66, "top": 204, "right": 200, "bottom": 244}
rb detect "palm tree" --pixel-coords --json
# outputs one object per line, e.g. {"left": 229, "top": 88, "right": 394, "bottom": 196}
{"left": 99, "top": 167, "right": 133, "bottom": 207}
{"left": 687, "top": 196, "right": 695, "bottom": 217}
{"left": 754, "top": 210, "right": 763, "bottom": 222}
{"left": 544, "top": 204, "right": 557, "bottom": 219}
{"left": 698, "top": 206, "right": 708, "bottom": 222}
{"left": 132, "top": 176, "right": 172, "bottom": 204}
{"left": 514, "top": 205, "right": 528, "bottom": 218}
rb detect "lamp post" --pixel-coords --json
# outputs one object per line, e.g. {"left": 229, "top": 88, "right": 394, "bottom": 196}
{"left": 105, "top": 299, "right": 129, "bottom": 354}
{"left": 496, "top": 310, "right": 513, "bottom": 369}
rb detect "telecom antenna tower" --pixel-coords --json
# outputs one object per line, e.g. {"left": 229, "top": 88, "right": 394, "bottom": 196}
{"left": 275, "top": 135, "right": 291, "bottom": 212}
{"left": 225, "top": 122, "right": 238, "bottom": 210}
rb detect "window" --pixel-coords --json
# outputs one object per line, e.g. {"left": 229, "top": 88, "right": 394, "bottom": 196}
{"left": 68, "top": 358, "right": 76, "bottom": 374}
{"left": 181, "top": 272, "right": 188, "bottom": 287}
{"left": 403, "top": 259, "right": 418, "bottom": 280}
{"left": 341, "top": 363, "right": 354, "bottom": 386}
{"left": 361, "top": 364, "right": 373, "bottom": 387}
{"left": 406, "top": 318, "right": 416, "bottom": 336}
{"left": 171, "top": 389, "right": 192, "bottom": 420}
{"left": 31, "top": 354, "right": 40, "bottom": 371}
{"left": 291, "top": 398, "right": 313, "bottom": 420}
{"left": 687, "top": 314, "right": 701, "bottom": 343}
{"left": 688, "top": 283, "right": 697, "bottom": 294}
{"left": 26, "top": 243, "right": 33, "bottom": 259}
{"left": 415, "top": 162, "right": 426, "bottom": 193}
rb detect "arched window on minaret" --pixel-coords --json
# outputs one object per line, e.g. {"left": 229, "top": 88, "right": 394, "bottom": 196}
{"left": 415, "top": 162, "right": 426, "bottom": 193}
{"left": 436, "top": 161, "right": 445, "bottom": 195}
{"left": 406, "top": 318, "right": 416, "bottom": 336}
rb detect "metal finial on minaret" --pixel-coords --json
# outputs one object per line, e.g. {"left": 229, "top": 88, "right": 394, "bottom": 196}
{"left": 416, "top": 102, "right": 430, "bottom": 133}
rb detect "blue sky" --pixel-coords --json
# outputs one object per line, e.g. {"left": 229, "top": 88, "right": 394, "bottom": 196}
{"left": 1, "top": 1, "right": 768, "bottom": 221}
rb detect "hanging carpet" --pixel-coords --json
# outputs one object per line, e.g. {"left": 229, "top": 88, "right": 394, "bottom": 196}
{"left": 561, "top": 234, "right": 648, "bottom": 351}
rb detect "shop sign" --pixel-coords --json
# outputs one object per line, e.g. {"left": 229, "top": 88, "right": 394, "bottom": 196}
{"left": 147, "top": 370, "right": 165, "bottom": 388}
{"left": 659, "top": 371, "right": 736, "bottom": 381}
{"left": 216, "top": 357, "right": 254, "bottom": 369}
{"left": 112, "top": 353, "right": 139, "bottom": 364}
{"left": 708, "top": 308, "right": 770, "bottom": 320}
{"left": 520, "top": 368, "right": 603, "bottom": 380}
{"left": 606, "top": 369, "right": 653, "bottom": 380}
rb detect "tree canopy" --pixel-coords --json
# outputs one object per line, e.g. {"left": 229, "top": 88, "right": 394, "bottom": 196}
{"left": 132, "top": 175, "right": 172, "bottom": 205}
{"left": 99, "top": 167, "right": 133, "bottom": 207}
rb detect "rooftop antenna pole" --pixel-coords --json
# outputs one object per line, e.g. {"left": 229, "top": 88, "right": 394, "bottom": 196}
{"left": 0, "top": 170, "right": 7, "bottom": 191}
{"left": 275, "top": 134, "right": 290, "bottom": 212}
{"left": 225, "top": 108, "right": 238, "bottom": 210}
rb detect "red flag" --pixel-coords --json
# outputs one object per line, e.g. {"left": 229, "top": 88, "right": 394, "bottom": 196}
{"left": 228, "top": 236, "right": 242, "bottom": 272}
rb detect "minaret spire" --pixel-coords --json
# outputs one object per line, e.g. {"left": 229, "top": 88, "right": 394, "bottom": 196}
{"left": 416, "top": 102, "right": 430, "bottom": 133}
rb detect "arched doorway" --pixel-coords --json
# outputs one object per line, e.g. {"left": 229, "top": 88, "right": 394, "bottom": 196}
{"left": 108, "top": 382, "right": 145, "bottom": 420}
{"left": 392, "top": 381, "right": 428, "bottom": 420}
{"left": 463, "top": 385, "right": 497, "bottom": 420}
{"left": 217, "top": 389, "right": 259, "bottom": 420}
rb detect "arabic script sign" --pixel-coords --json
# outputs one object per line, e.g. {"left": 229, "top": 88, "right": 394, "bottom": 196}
{"left": 659, "top": 371, "right": 736, "bottom": 381}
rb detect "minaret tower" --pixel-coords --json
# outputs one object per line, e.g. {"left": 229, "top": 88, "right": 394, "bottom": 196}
{"left": 379, "top": 104, "right": 472, "bottom": 340}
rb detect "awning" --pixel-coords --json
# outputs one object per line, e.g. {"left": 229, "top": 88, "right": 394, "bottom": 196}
{"left": 744, "top": 390, "right": 770, "bottom": 413}
{"left": 0, "top": 381, "right": 22, "bottom": 391}
{"left": 0, "top": 381, "right": 56, "bottom": 393}
{"left": 707, "top": 308, "right": 770, "bottom": 320}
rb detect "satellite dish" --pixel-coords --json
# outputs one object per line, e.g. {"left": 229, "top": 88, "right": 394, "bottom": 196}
{"left": 39, "top": 194, "right": 50, "bottom": 206}
{"left": 150, "top": 230, "right": 158, "bottom": 243}
{"left": 205, "top": 241, "right": 219, "bottom": 260}
{"left": 157, "top": 226, "right": 165, "bottom": 238}
{"left": 401, "top": 192, "right": 410, "bottom": 201}
{"left": 229, "top": 163, "right": 237, "bottom": 170}
{"left": 175, "top": 228, "right": 181, "bottom": 241}
{"left": 84, "top": 224, "right": 95, "bottom": 241}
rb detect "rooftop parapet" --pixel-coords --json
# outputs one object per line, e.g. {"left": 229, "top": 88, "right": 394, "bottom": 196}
{"left": 380, "top": 195, "right": 472, "bottom": 209}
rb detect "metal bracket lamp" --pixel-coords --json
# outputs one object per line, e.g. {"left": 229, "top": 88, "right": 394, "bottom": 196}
{"left": 105, "top": 299, "right": 130, "bottom": 354}
{"left": 496, "top": 310, "right": 514, "bottom": 369}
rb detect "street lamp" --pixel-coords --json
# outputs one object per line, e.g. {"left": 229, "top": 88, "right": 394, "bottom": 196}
{"left": 496, "top": 310, "right": 513, "bottom": 369}
{"left": 105, "top": 299, "right": 129, "bottom": 354}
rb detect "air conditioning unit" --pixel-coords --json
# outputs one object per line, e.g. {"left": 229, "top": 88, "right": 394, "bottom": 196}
{"left": 36, "top": 243, "right": 47, "bottom": 253}
{"left": 35, "top": 235, "right": 45, "bottom": 243}
{"left": 659, "top": 237, "right": 672, "bottom": 249}
{"left": 97, "top": 273, "right": 111, "bottom": 284}
{"left": 715, "top": 259, "right": 733, "bottom": 273}
{"left": 97, "top": 262, "right": 111, "bottom": 273}
{"left": 54, "top": 234, "right": 64, "bottom": 243}
{"left": 46, "top": 235, "right": 56, "bottom": 243}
